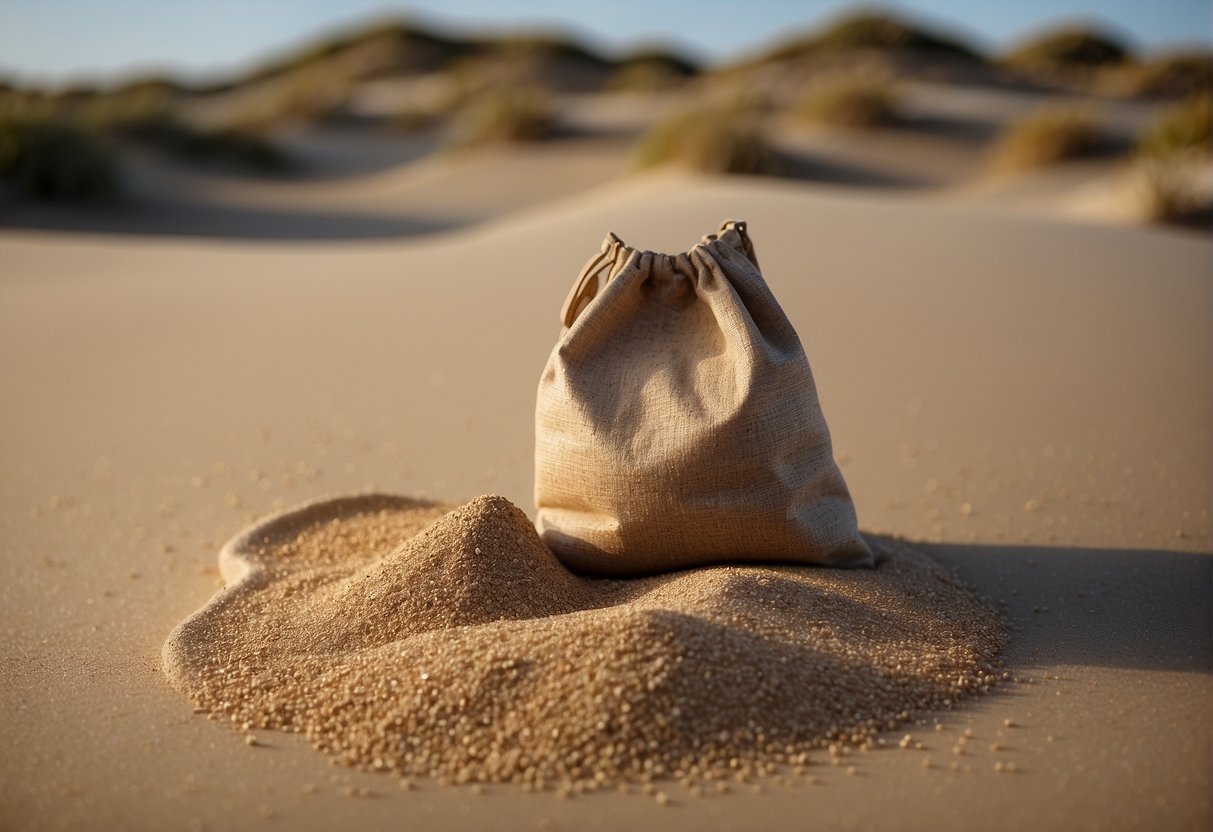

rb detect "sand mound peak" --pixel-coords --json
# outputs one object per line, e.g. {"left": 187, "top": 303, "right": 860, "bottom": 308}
{"left": 164, "top": 494, "right": 1007, "bottom": 790}
{"left": 297, "top": 495, "right": 591, "bottom": 651}
{"left": 401, "top": 493, "right": 572, "bottom": 583}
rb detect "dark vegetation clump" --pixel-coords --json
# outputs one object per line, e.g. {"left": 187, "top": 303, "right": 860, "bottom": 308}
{"left": 446, "top": 88, "right": 557, "bottom": 150}
{"left": 766, "top": 11, "right": 984, "bottom": 64}
{"left": 798, "top": 76, "right": 901, "bottom": 128}
{"left": 0, "top": 115, "right": 120, "bottom": 199}
{"left": 633, "top": 109, "right": 783, "bottom": 176}
{"left": 1003, "top": 26, "right": 1131, "bottom": 71}
{"left": 610, "top": 49, "right": 700, "bottom": 91}
{"left": 1133, "top": 94, "right": 1212, "bottom": 224}
{"left": 1116, "top": 52, "right": 1213, "bottom": 98}
{"left": 116, "top": 115, "right": 290, "bottom": 172}
{"left": 988, "top": 107, "right": 1104, "bottom": 173}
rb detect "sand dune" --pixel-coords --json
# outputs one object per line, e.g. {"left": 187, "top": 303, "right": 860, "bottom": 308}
{"left": 1, "top": 132, "right": 631, "bottom": 239}
{"left": 1, "top": 173, "right": 1209, "bottom": 830}
{"left": 2, "top": 82, "right": 1183, "bottom": 241}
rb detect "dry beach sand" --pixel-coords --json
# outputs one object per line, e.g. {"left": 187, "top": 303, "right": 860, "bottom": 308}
{"left": 1, "top": 171, "right": 1211, "bottom": 830}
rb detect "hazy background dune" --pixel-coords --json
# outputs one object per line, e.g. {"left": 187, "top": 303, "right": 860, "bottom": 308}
{"left": 2, "top": 4, "right": 1210, "bottom": 236}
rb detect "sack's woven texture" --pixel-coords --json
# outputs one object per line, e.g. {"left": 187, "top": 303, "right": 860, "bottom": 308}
{"left": 535, "top": 220, "right": 872, "bottom": 576}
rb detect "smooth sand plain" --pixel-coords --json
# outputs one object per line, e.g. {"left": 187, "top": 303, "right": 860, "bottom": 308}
{"left": 1, "top": 169, "right": 1210, "bottom": 830}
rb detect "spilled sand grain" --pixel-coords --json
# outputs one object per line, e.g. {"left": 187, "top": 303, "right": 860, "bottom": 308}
{"left": 163, "top": 494, "right": 1007, "bottom": 790}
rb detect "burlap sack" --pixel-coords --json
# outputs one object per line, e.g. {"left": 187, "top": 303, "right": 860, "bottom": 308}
{"left": 535, "top": 220, "right": 872, "bottom": 576}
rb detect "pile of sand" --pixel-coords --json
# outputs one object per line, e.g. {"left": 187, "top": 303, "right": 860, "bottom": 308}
{"left": 163, "top": 494, "right": 1007, "bottom": 791}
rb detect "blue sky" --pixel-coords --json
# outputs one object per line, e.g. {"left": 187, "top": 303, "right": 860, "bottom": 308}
{"left": 1, "top": 0, "right": 1209, "bottom": 86}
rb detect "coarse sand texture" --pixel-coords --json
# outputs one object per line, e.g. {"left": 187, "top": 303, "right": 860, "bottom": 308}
{"left": 163, "top": 493, "right": 1008, "bottom": 790}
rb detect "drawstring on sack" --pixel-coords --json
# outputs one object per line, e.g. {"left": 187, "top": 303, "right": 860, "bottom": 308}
{"left": 560, "top": 222, "right": 755, "bottom": 329}
{"left": 561, "top": 233, "right": 623, "bottom": 328}
{"left": 715, "top": 220, "right": 759, "bottom": 270}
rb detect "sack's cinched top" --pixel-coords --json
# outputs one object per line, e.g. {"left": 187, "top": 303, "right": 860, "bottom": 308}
{"left": 535, "top": 220, "right": 872, "bottom": 576}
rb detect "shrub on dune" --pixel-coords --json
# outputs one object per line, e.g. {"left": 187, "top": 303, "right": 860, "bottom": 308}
{"left": 117, "top": 114, "right": 290, "bottom": 172}
{"left": 632, "top": 109, "right": 782, "bottom": 176}
{"left": 0, "top": 115, "right": 120, "bottom": 199}
{"left": 1136, "top": 93, "right": 1212, "bottom": 159}
{"left": 393, "top": 105, "right": 440, "bottom": 133}
{"left": 77, "top": 86, "right": 178, "bottom": 132}
{"left": 1003, "top": 27, "right": 1131, "bottom": 73}
{"left": 609, "top": 62, "right": 685, "bottom": 92}
{"left": 1, "top": 88, "right": 74, "bottom": 124}
{"left": 392, "top": 81, "right": 477, "bottom": 134}
{"left": 797, "top": 76, "right": 901, "bottom": 128}
{"left": 228, "top": 68, "right": 356, "bottom": 131}
{"left": 75, "top": 87, "right": 291, "bottom": 174}
{"left": 989, "top": 107, "right": 1103, "bottom": 173}
{"left": 609, "top": 49, "right": 699, "bottom": 92}
{"left": 778, "top": 11, "right": 982, "bottom": 62}
{"left": 446, "top": 88, "right": 555, "bottom": 150}
{"left": 1110, "top": 51, "right": 1213, "bottom": 98}
{"left": 1132, "top": 94, "right": 1212, "bottom": 223}
{"left": 2, "top": 85, "right": 289, "bottom": 178}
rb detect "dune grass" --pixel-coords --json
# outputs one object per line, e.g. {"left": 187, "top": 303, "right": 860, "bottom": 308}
{"left": 393, "top": 105, "right": 442, "bottom": 134}
{"left": 446, "top": 88, "right": 556, "bottom": 150}
{"left": 1004, "top": 28, "right": 1211, "bottom": 98}
{"left": 0, "top": 115, "right": 120, "bottom": 199}
{"left": 1132, "top": 94, "right": 1211, "bottom": 223}
{"left": 766, "top": 11, "right": 982, "bottom": 64}
{"left": 0, "top": 82, "right": 289, "bottom": 198}
{"left": 1136, "top": 94, "right": 1212, "bottom": 159}
{"left": 119, "top": 114, "right": 290, "bottom": 172}
{"left": 57, "top": 83, "right": 289, "bottom": 173}
{"left": 815, "top": 12, "right": 978, "bottom": 58}
{"left": 797, "top": 76, "right": 900, "bottom": 128}
{"left": 633, "top": 109, "right": 782, "bottom": 176}
{"left": 487, "top": 33, "right": 613, "bottom": 69}
{"left": 68, "top": 86, "right": 290, "bottom": 173}
{"left": 989, "top": 107, "right": 1103, "bottom": 173}
{"left": 76, "top": 85, "right": 178, "bottom": 132}
{"left": 1108, "top": 52, "right": 1213, "bottom": 98}
{"left": 609, "top": 49, "right": 699, "bottom": 92}
{"left": 226, "top": 69, "right": 355, "bottom": 131}
{"left": 609, "top": 62, "right": 687, "bottom": 92}
{"left": 1003, "top": 27, "right": 1130, "bottom": 72}
{"left": 232, "top": 22, "right": 472, "bottom": 89}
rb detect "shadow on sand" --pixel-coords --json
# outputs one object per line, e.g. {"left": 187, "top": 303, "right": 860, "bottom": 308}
{"left": 0, "top": 200, "right": 463, "bottom": 241}
{"left": 915, "top": 539, "right": 1213, "bottom": 674}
